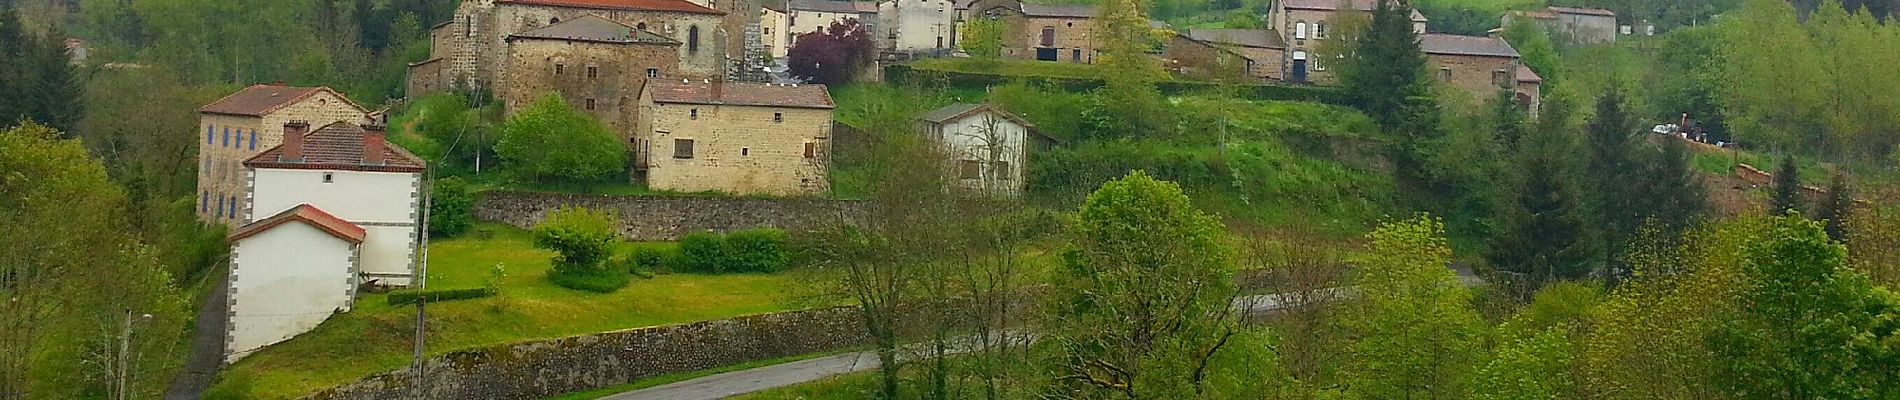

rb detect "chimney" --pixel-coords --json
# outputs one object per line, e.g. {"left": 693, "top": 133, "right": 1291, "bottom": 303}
{"left": 282, "top": 121, "right": 309, "bottom": 162}
{"left": 710, "top": 76, "right": 724, "bottom": 102}
{"left": 362, "top": 122, "right": 387, "bottom": 166}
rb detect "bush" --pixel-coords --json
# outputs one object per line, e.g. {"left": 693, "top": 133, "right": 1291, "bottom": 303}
{"left": 428, "top": 177, "right": 475, "bottom": 238}
{"left": 676, "top": 229, "right": 793, "bottom": 274}
{"left": 494, "top": 93, "right": 626, "bottom": 184}
{"left": 626, "top": 246, "right": 677, "bottom": 274}
{"left": 386, "top": 286, "right": 498, "bottom": 305}
{"left": 532, "top": 207, "right": 629, "bottom": 292}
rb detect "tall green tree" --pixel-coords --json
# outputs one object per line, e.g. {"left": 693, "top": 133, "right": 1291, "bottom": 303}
{"left": 0, "top": 1, "right": 84, "bottom": 133}
{"left": 1090, "top": 0, "right": 1169, "bottom": 138}
{"left": 1637, "top": 138, "right": 1708, "bottom": 232}
{"left": 959, "top": 17, "right": 1005, "bottom": 59}
{"left": 1049, "top": 171, "right": 1252, "bottom": 398}
{"left": 1770, "top": 154, "right": 1802, "bottom": 213}
{"left": 1486, "top": 129, "right": 1593, "bottom": 297}
{"left": 494, "top": 93, "right": 626, "bottom": 185}
{"left": 1815, "top": 173, "right": 1852, "bottom": 241}
{"left": 1341, "top": 0, "right": 1428, "bottom": 130}
{"left": 1342, "top": 215, "right": 1486, "bottom": 399}
{"left": 1584, "top": 88, "right": 1642, "bottom": 286}
{"left": 1709, "top": 215, "right": 1900, "bottom": 399}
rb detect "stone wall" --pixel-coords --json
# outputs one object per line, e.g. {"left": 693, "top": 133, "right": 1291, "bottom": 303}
{"left": 645, "top": 102, "right": 834, "bottom": 196}
{"left": 1426, "top": 53, "right": 1519, "bottom": 103}
{"left": 305, "top": 306, "right": 869, "bottom": 400}
{"left": 474, "top": 191, "right": 863, "bottom": 240}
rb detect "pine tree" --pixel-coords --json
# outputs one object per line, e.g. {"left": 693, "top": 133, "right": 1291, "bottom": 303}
{"left": 1493, "top": 90, "right": 1529, "bottom": 152}
{"left": 1771, "top": 154, "right": 1803, "bottom": 213}
{"left": 1487, "top": 128, "right": 1592, "bottom": 298}
{"left": 1641, "top": 139, "right": 1709, "bottom": 232}
{"left": 1342, "top": 0, "right": 1428, "bottom": 130}
{"left": 0, "top": 2, "right": 84, "bottom": 133}
{"left": 1816, "top": 173, "right": 1852, "bottom": 241}
{"left": 1585, "top": 88, "right": 1641, "bottom": 286}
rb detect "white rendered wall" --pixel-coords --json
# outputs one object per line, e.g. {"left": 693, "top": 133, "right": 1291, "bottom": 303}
{"left": 250, "top": 168, "right": 420, "bottom": 285}
{"left": 226, "top": 223, "right": 356, "bottom": 363}
{"left": 887, "top": 0, "right": 957, "bottom": 51}
{"left": 938, "top": 111, "right": 1027, "bottom": 194}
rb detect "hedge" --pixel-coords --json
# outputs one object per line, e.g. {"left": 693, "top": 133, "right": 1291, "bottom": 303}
{"left": 676, "top": 228, "right": 793, "bottom": 274}
{"left": 884, "top": 64, "right": 1348, "bottom": 105}
{"left": 386, "top": 286, "right": 498, "bottom": 305}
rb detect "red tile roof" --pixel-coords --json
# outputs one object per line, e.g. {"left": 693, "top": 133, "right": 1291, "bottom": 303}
{"left": 199, "top": 84, "right": 366, "bottom": 117}
{"left": 649, "top": 79, "right": 836, "bottom": 109}
{"left": 229, "top": 204, "right": 367, "bottom": 244}
{"left": 244, "top": 122, "right": 428, "bottom": 173}
{"left": 498, "top": 0, "right": 724, "bottom": 15}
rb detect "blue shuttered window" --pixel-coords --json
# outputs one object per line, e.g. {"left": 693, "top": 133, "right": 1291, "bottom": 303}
{"left": 228, "top": 195, "right": 238, "bottom": 219}
{"left": 235, "top": 130, "right": 243, "bottom": 148}
{"left": 222, "top": 127, "right": 230, "bottom": 147}
{"left": 200, "top": 191, "right": 208, "bottom": 212}
{"left": 249, "top": 130, "right": 257, "bottom": 150}
{"left": 206, "top": 125, "right": 214, "bottom": 144}
{"left": 216, "top": 196, "right": 225, "bottom": 219}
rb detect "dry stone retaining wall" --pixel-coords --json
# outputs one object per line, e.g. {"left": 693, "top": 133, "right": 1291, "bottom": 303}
{"left": 474, "top": 191, "right": 864, "bottom": 240}
{"left": 306, "top": 306, "right": 869, "bottom": 400}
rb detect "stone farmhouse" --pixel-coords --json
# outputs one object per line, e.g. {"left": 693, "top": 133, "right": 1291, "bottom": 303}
{"left": 196, "top": 84, "right": 368, "bottom": 227}
{"left": 408, "top": 0, "right": 735, "bottom": 97}
{"left": 638, "top": 79, "right": 835, "bottom": 195}
{"left": 1421, "top": 33, "right": 1542, "bottom": 113}
{"left": 918, "top": 103, "right": 1057, "bottom": 195}
{"left": 1267, "top": 0, "right": 1427, "bottom": 84}
{"left": 967, "top": 0, "right": 1100, "bottom": 63}
{"left": 1502, "top": 6, "right": 1617, "bottom": 44}
{"left": 498, "top": 15, "right": 684, "bottom": 146}
{"left": 1165, "top": 28, "right": 1288, "bottom": 81}
{"left": 226, "top": 121, "right": 426, "bottom": 362}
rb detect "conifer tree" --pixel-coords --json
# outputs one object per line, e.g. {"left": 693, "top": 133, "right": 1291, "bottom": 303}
{"left": 1816, "top": 173, "right": 1852, "bottom": 241}
{"left": 1585, "top": 88, "right": 1641, "bottom": 286}
{"left": 1492, "top": 90, "right": 1529, "bottom": 152}
{"left": 1487, "top": 130, "right": 1592, "bottom": 297}
{"left": 1640, "top": 139, "right": 1709, "bottom": 232}
{"left": 1771, "top": 154, "right": 1803, "bottom": 213}
{"left": 1341, "top": 0, "right": 1443, "bottom": 188}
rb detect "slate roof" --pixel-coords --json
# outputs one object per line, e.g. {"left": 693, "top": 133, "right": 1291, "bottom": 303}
{"left": 244, "top": 122, "right": 428, "bottom": 173}
{"left": 919, "top": 103, "right": 1059, "bottom": 143}
{"left": 498, "top": 0, "right": 724, "bottom": 14}
{"left": 1019, "top": 3, "right": 1096, "bottom": 18}
{"left": 1516, "top": 64, "right": 1543, "bottom": 83}
{"left": 1547, "top": 6, "right": 1616, "bottom": 17}
{"left": 1420, "top": 33, "right": 1520, "bottom": 58}
{"left": 229, "top": 204, "right": 367, "bottom": 244}
{"left": 508, "top": 15, "right": 681, "bottom": 44}
{"left": 1280, "top": 0, "right": 1427, "bottom": 20}
{"left": 790, "top": 0, "right": 878, "bottom": 13}
{"left": 199, "top": 85, "right": 364, "bottom": 117}
{"left": 649, "top": 80, "right": 836, "bottom": 109}
{"left": 1186, "top": 28, "right": 1287, "bottom": 49}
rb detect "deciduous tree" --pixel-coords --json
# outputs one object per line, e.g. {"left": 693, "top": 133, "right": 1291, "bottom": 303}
{"left": 494, "top": 93, "right": 625, "bottom": 185}
{"left": 787, "top": 19, "right": 876, "bottom": 85}
{"left": 1341, "top": 215, "right": 1485, "bottom": 399}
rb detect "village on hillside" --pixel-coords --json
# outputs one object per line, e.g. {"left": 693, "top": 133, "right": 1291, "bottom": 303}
{"left": 3, "top": 0, "right": 1900, "bottom": 399}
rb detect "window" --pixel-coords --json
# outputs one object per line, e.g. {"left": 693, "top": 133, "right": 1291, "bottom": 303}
{"left": 763, "top": 27, "right": 771, "bottom": 35}
{"left": 587, "top": 65, "right": 598, "bottom": 79}
{"left": 1072, "top": 49, "right": 1081, "bottom": 61}
{"left": 322, "top": 172, "right": 334, "bottom": 183}
{"left": 249, "top": 130, "right": 257, "bottom": 150}
{"left": 804, "top": 142, "right": 816, "bottom": 158}
{"left": 221, "top": 127, "right": 230, "bottom": 147}
{"left": 228, "top": 195, "right": 238, "bottom": 219}
{"left": 585, "top": 98, "right": 597, "bottom": 110}
{"left": 993, "top": 161, "right": 1012, "bottom": 180}
{"left": 959, "top": 160, "right": 981, "bottom": 179}
{"left": 234, "top": 129, "right": 243, "bottom": 148}
{"left": 555, "top": 63, "right": 565, "bottom": 75}
{"left": 215, "top": 196, "right": 224, "bottom": 219}
{"left": 1295, "top": 21, "right": 1308, "bottom": 40}
{"left": 1493, "top": 69, "right": 1510, "bottom": 87}
{"left": 1313, "top": 57, "right": 1325, "bottom": 71}
{"left": 690, "top": 108, "right": 699, "bottom": 119}
{"left": 200, "top": 191, "right": 208, "bottom": 212}
{"left": 936, "top": 36, "right": 943, "bottom": 48}
{"left": 688, "top": 26, "right": 701, "bottom": 53}
{"left": 741, "top": 147, "right": 750, "bottom": 156}
{"left": 1315, "top": 22, "right": 1326, "bottom": 38}
{"left": 1039, "top": 27, "right": 1055, "bottom": 46}
{"left": 1438, "top": 67, "right": 1452, "bottom": 82}
{"left": 773, "top": 112, "right": 783, "bottom": 123}
{"left": 647, "top": 68, "right": 659, "bottom": 78}
{"left": 465, "top": 16, "right": 475, "bottom": 37}
{"left": 673, "top": 139, "right": 696, "bottom": 159}
{"left": 206, "top": 125, "right": 214, "bottom": 144}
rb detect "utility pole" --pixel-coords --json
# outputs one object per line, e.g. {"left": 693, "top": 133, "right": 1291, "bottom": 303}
{"left": 412, "top": 165, "right": 436, "bottom": 399}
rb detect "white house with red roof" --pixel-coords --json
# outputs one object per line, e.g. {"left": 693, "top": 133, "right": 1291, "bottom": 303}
{"left": 224, "top": 121, "right": 426, "bottom": 362}
{"left": 196, "top": 84, "right": 368, "bottom": 227}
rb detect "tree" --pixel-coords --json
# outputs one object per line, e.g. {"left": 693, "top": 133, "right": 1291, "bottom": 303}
{"left": 787, "top": 19, "right": 876, "bottom": 85}
{"left": 1341, "top": 0, "right": 1428, "bottom": 130}
{"left": 1638, "top": 139, "right": 1708, "bottom": 233}
{"left": 1486, "top": 129, "right": 1593, "bottom": 297}
{"left": 1341, "top": 215, "right": 1486, "bottom": 400}
{"left": 1580, "top": 217, "right": 1761, "bottom": 399}
{"left": 1845, "top": 201, "right": 1900, "bottom": 287}
{"left": 1049, "top": 171, "right": 1249, "bottom": 398}
{"left": 1089, "top": 0, "right": 1170, "bottom": 138}
{"left": 428, "top": 177, "right": 474, "bottom": 238}
{"left": 1770, "top": 154, "right": 1802, "bottom": 213}
{"left": 0, "top": 2, "right": 84, "bottom": 133}
{"left": 1584, "top": 88, "right": 1642, "bottom": 286}
{"left": 1491, "top": 90, "right": 1530, "bottom": 152}
{"left": 1709, "top": 215, "right": 1900, "bottom": 399}
{"left": 959, "top": 17, "right": 1004, "bottom": 59}
{"left": 1815, "top": 173, "right": 1852, "bottom": 240}
{"left": 0, "top": 122, "right": 189, "bottom": 399}
{"left": 494, "top": 93, "right": 625, "bottom": 185}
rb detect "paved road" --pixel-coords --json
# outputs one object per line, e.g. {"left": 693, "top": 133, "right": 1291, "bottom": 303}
{"left": 602, "top": 267, "right": 1483, "bottom": 400}
{"left": 164, "top": 267, "right": 230, "bottom": 400}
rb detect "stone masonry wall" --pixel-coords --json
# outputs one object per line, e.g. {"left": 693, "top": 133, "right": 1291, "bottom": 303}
{"left": 1426, "top": 53, "right": 1520, "bottom": 104}
{"left": 474, "top": 191, "right": 863, "bottom": 240}
{"left": 305, "top": 306, "right": 870, "bottom": 400}
{"left": 646, "top": 103, "right": 834, "bottom": 196}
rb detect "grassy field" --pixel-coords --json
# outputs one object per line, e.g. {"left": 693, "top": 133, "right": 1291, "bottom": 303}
{"left": 206, "top": 223, "right": 806, "bottom": 400}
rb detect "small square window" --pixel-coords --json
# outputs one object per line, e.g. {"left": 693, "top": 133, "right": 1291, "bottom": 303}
{"left": 804, "top": 142, "right": 816, "bottom": 158}
{"left": 741, "top": 147, "right": 750, "bottom": 156}
{"left": 690, "top": 108, "right": 699, "bottom": 119}
{"left": 959, "top": 160, "right": 981, "bottom": 179}
{"left": 587, "top": 66, "right": 598, "bottom": 79}
{"left": 1438, "top": 67, "right": 1452, "bottom": 82}
{"left": 993, "top": 161, "right": 1012, "bottom": 180}
{"left": 673, "top": 139, "right": 696, "bottom": 159}
{"left": 647, "top": 68, "right": 659, "bottom": 78}
{"left": 322, "top": 172, "right": 334, "bottom": 183}
{"left": 555, "top": 63, "right": 565, "bottom": 75}
{"left": 773, "top": 112, "right": 783, "bottom": 122}
{"left": 585, "top": 98, "right": 597, "bottom": 110}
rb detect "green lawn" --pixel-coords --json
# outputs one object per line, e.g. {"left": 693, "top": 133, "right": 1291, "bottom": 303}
{"left": 1687, "top": 144, "right": 1832, "bottom": 185}
{"left": 206, "top": 223, "right": 805, "bottom": 400}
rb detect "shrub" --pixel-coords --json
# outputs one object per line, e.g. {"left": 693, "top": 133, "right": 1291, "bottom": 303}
{"left": 677, "top": 231, "right": 732, "bottom": 274}
{"left": 386, "top": 286, "right": 498, "bottom": 305}
{"left": 428, "top": 177, "right": 474, "bottom": 238}
{"left": 725, "top": 228, "right": 792, "bottom": 273}
{"left": 627, "top": 246, "right": 676, "bottom": 274}
{"left": 494, "top": 93, "right": 625, "bottom": 184}
{"left": 532, "top": 207, "right": 629, "bottom": 292}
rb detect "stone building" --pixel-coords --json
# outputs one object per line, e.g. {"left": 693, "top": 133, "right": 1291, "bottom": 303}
{"left": 1503, "top": 6, "right": 1617, "bottom": 45}
{"left": 968, "top": 0, "right": 1099, "bottom": 63}
{"left": 408, "top": 0, "right": 731, "bottom": 97}
{"left": 878, "top": 0, "right": 959, "bottom": 53}
{"left": 638, "top": 79, "right": 834, "bottom": 195}
{"left": 1421, "top": 33, "right": 1542, "bottom": 114}
{"left": 773, "top": 0, "right": 880, "bottom": 59}
{"left": 761, "top": 2, "right": 791, "bottom": 57}
{"left": 196, "top": 84, "right": 369, "bottom": 227}
{"left": 498, "top": 15, "right": 683, "bottom": 145}
{"left": 1267, "top": 0, "right": 1427, "bottom": 84}
{"left": 1166, "top": 28, "right": 1287, "bottom": 81}
{"left": 228, "top": 121, "right": 425, "bottom": 362}
{"left": 917, "top": 103, "right": 1056, "bottom": 196}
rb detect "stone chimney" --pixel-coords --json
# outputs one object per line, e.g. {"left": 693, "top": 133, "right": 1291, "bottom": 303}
{"left": 710, "top": 76, "right": 724, "bottom": 102}
{"left": 362, "top": 122, "right": 387, "bottom": 166}
{"left": 282, "top": 121, "right": 309, "bottom": 162}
